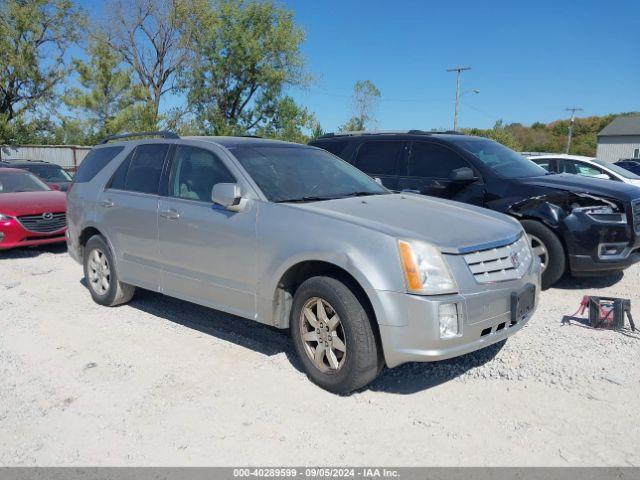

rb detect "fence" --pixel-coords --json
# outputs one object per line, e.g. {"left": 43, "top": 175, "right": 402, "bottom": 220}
{"left": 0, "top": 144, "right": 92, "bottom": 171}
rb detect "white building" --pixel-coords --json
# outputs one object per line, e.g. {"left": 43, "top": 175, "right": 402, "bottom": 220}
{"left": 596, "top": 115, "right": 640, "bottom": 163}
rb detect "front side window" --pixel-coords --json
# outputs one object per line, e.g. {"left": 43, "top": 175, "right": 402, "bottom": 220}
{"left": 456, "top": 138, "right": 547, "bottom": 178}
{"left": 558, "top": 159, "right": 611, "bottom": 179}
{"left": 531, "top": 159, "right": 552, "bottom": 171}
{"left": 354, "top": 141, "right": 404, "bottom": 176}
{"left": 409, "top": 142, "right": 470, "bottom": 178}
{"left": 231, "top": 146, "right": 387, "bottom": 203}
{"left": 169, "top": 146, "right": 235, "bottom": 201}
{"left": 0, "top": 171, "right": 51, "bottom": 193}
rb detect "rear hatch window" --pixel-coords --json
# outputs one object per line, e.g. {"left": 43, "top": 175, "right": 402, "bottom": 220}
{"left": 73, "top": 146, "right": 124, "bottom": 183}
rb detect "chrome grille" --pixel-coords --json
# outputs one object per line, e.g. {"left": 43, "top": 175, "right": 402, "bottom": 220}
{"left": 633, "top": 200, "right": 640, "bottom": 235}
{"left": 17, "top": 212, "right": 66, "bottom": 233}
{"left": 463, "top": 235, "right": 533, "bottom": 284}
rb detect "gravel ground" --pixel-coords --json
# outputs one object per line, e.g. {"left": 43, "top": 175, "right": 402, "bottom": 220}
{"left": 1, "top": 245, "right": 639, "bottom": 466}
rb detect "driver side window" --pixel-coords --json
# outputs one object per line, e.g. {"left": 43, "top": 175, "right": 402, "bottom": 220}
{"left": 558, "top": 159, "right": 612, "bottom": 179}
{"left": 409, "top": 142, "right": 470, "bottom": 178}
{"left": 170, "top": 146, "right": 235, "bottom": 202}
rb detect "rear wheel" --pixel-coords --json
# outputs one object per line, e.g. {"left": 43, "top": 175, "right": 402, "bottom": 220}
{"left": 83, "top": 235, "right": 135, "bottom": 306}
{"left": 291, "top": 276, "right": 382, "bottom": 394}
{"left": 521, "top": 220, "right": 565, "bottom": 289}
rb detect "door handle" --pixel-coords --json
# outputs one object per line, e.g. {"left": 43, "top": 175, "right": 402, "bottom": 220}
{"left": 159, "top": 208, "right": 180, "bottom": 220}
{"left": 100, "top": 199, "right": 114, "bottom": 208}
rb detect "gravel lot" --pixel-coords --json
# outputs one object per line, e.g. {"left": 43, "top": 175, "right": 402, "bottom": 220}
{"left": 1, "top": 245, "right": 639, "bottom": 466}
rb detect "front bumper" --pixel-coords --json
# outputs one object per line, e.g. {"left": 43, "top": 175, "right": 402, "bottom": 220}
{"left": 0, "top": 217, "right": 66, "bottom": 250}
{"left": 561, "top": 209, "right": 640, "bottom": 275}
{"left": 370, "top": 261, "right": 541, "bottom": 368}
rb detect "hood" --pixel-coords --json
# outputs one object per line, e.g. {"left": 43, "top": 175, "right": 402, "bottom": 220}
{"left": 47, "top": 181, "right": 71, "bottom": 192}
{"left": 291, "top": 193, "right": 522, "bottom": 254}
{"left": 0, "top": 190, "right": 67, "bottom": 217}
{"left": 516, "top": 173, "right": 640, "bottom": 200}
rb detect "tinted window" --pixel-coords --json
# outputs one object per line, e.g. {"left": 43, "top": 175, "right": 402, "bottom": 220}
{"left": 74, "top": 146, "right": 124, "bottom": 183}
{"left": 22, "top": 164, "right": 72, "bottom": 182}
{"left": 0, "top": 171, "right": 50, "bottom": 193}
{"left": 455, "top": 138, "right": 547, "bottom": 178}
{"left": 312, "top": 141, "right": 348, "bottom": 158}
{"left": 123, "top": 144, "right": 169, "bottom": 194}
{"left": 231, "top": 146, "right": 386, "bottom": 203}
{"left": 354, "top": 141, "right": 403, "bottom": 175}
{"left": 170, "top": 146, "right": 234, "bottom": 201}
{"left": 107, "top": 150, "right": 134, "bottom": 190}
{"left": 531, "top": 159, "right": 552, "bottom": 171}
{"left": 409, "top": 142, "right": 469, "bottom": 178}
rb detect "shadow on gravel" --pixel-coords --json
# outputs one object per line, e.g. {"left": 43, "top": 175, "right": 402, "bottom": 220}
{"left": 79, "top": 281, "right": 303, "bottom": 369}
{"left": 80, "top": 278, "right": 507, "bottom": 394}
{"left": 0, "top": 243, "right": 67, "bottom": 260}
{"left": 553, "top": 271, "right": 624, "bottom": 290}
{"left": 367, "top": 340, "right": 506, "bottom": 395}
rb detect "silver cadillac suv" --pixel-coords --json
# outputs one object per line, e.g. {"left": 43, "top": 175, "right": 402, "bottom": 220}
{"left": 66, "top": 132, "right": 541, "bottom": 393}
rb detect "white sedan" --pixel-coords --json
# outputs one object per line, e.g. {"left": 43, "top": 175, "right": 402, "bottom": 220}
{"left": 526, "top": 154, "right": 640, "bottom": 187}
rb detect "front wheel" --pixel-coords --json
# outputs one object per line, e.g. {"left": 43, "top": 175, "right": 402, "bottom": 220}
{"left": 290, "top": 276, "right": 382, "bottom": 394}
{"left": 521, "top": 220, "right": 566, "bottom": 289}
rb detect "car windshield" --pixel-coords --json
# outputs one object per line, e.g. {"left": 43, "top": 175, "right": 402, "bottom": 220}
{"left": 23, "top": 164, "right": 73, "bottom": 182}
{"left": 230, "top": 145, "right": 388, "bottom": 202}
{"left": 456, "top": 138, "right": 548, "bottom": 178}
{"left": 590, "top": 158, "right": 640, "bottom": 180}
{"left": 0, "top": 171, "right": 51, "bottom": 193}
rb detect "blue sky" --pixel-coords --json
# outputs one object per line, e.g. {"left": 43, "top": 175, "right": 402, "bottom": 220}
{"left": 77, "top": 0, "right": 639, "bottom": 131}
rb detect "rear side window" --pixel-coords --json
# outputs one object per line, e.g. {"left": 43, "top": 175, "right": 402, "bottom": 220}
{"left": 409, "top": 142, "right": 469, "bottom": 178}
{"left": 313, "top": 141, "right": 348, "bottom": 159}
{"left": 120, "top": 144, "right": 169, "bottom": 194}
{"left": 73, "top": 146, "right": 124, "bottom": 183}
{"left": 354, "top": 141, "right": 404, "bottom": 176}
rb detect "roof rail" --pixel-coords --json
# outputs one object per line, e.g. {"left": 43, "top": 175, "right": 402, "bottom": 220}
{"left": 99, "top": 131, "right": 180, "bottom": 144}
{"left": 316, "top": 129, "right": 463, "bottom": 139}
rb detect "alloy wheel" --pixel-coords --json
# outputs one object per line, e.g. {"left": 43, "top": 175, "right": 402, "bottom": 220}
{"left": 88, "top": 248, "right": 111, "bottom": 295}
{"left": 528, "top": 234, "right": 548, "bottom": 273}
{"left": 299, "top": 297, "right": 347, "bottom": 373}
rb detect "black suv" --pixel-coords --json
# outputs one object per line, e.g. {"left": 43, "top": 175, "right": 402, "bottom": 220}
{"left": 309, "top": 131, "right": 640, "bottom": 288}
{"left": 0, "top": 159, "right": 73, "bottom": 191}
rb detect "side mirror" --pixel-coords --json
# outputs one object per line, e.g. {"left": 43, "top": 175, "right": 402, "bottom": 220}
{"left": 373, "top": 177, "right": 383, "bottom": 185}
{"left": 449, "top": 167, "right": 477, "bottom": 182}
{"left": 593, "top": 173, "right": 610, "bottom": 180}
{"left": 212, "top": 183, "right": 244, "bottom": 212}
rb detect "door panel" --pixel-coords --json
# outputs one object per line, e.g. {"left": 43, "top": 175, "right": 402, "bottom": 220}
{"left": 399, "top": 141, "right": 484, "bottom": 205}
{"left": 352, "top": 140, "right": 407, "bottom": 190}
{"left": 157, "top": 145, "right": 257, "bottom": 319}
{"left": 97, "top": 143, "right": 170, "bottom": 290}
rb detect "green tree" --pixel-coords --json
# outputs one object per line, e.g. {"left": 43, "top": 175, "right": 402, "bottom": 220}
{"left": 104, "top": 0, "right": 193, "bottom": 128}
{"left": 339, "top": 80, "right": 381, "bottom": 132}
{"left": 256, "top": 96, "right": 316, "bottom": 143}
{"left": 0, "top": 0, "right": 82, "bottom": 141}
{"left": 64, "top": 34, "right": 149, "bottom": 144}
{"left": 465, "top": 120, "right": 522, "bottom": 150}
{"left": 179, "top": 0, "right": 307, "bottom": 135}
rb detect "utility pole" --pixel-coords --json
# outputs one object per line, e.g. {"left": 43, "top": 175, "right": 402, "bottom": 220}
{"left": 446, "top": 66, "right": 471, "bottom": 131}
{"left": 565, "top": 107, "right": 583, "bottom": 154}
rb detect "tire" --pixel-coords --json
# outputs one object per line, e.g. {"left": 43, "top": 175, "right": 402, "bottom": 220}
{"left": 290, "top": 276, "right": 382, "bottom": 394}
{"left": 83, "top": 235, "right": 135, "bottom": 306}
{"left": 521, "top": 220, "right": 566, "bottom": 289}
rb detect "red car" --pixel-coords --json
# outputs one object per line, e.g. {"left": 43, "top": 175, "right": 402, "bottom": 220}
{"left": 0, "top": 168, "right": 67, "bottom": 250}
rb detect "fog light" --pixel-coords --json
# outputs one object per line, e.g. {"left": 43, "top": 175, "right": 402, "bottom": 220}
{"left": 439, "top": 303, "right": 461, "bottom": 338}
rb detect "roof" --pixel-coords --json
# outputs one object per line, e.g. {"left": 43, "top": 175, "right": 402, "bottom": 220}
{"left": 528, "top": 154, "right": 594, "bottom": 161}
{"left": 311, "top": 131, "right": 478, "bottom": 142}
{"left": 598, "top": 116, "right": 640, "bottom": 137}
{"left": 183, "top": 136, "right": 305, "bottom": 148}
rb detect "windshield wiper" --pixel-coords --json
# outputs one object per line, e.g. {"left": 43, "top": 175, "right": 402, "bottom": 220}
{"left": 336, "top": 191, "right": 385, "bottom": 198}
{"left": 274, "top": 196, "right": 338, "bottom": 203}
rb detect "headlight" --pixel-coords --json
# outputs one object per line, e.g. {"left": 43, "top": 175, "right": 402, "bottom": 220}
{"left": 397, "top": 239, "right": 458, "bottom": 295}
{"left": 0, "top": 213, "right": 12, "bottom": 221}
{"left": 572, "top": 205, "right": 626, "bottom": 223}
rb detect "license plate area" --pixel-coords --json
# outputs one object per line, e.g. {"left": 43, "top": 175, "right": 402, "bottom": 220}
{"left": 511, "top": 284, "right": 536, "bottom": 323}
